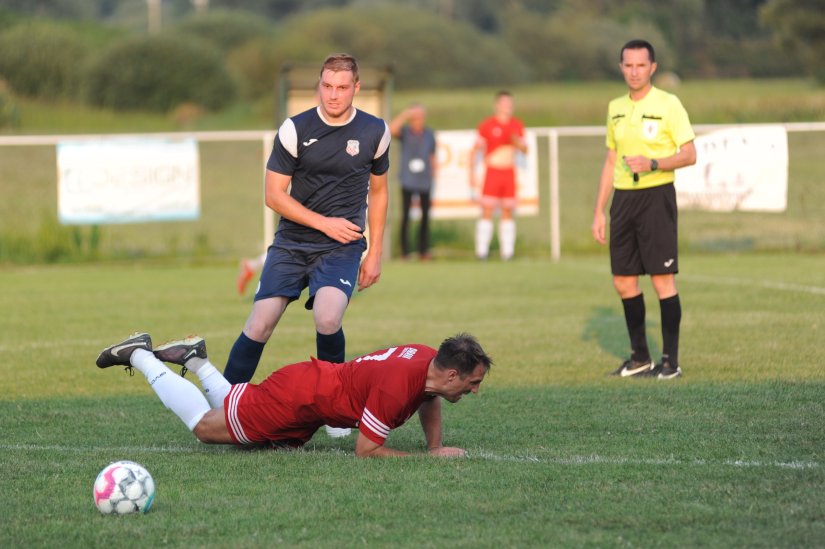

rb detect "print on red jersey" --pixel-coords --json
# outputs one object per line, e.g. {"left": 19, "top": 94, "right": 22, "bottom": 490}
{"left": 355, "top": 347, "right": 397, "bottom": 363}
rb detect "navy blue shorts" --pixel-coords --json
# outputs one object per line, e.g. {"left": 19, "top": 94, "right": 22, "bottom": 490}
{"left": 254, "top": 242, "right": 364, "bottom": 309}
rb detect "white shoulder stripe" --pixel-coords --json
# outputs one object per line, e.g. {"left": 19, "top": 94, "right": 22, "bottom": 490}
{"left": 277, "top": 118, "right": 298, "bottom": 158}
{"left": 361, "top": 407, "right": 390, "bottom": 439}
{"left": 374, "top": 122, "right": 391, "bottom": 159}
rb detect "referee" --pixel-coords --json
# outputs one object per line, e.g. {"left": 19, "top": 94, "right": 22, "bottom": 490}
{"left": 591, "top": 39, "right": 697, "bottom": 379}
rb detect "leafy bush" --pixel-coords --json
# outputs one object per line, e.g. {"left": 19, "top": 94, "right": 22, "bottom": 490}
{"left": 84, "top": 34, "right": 236, "bottom": 112}
{"left": 266, "top": 7, "right": 530, "bottom": 91}
{"left": 174, "top": 9, "right": 272, "bottom": 54}
{"left": 0, "top": 81, "right": 20, "bottom": 129}
{"left": 0, "top": 21, "right": 89, "bottom": 99}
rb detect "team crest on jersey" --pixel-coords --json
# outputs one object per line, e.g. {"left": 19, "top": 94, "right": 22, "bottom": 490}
{"left": 643, "top": 119, "right": 659, "bottom": 140}
{"left": 346, "top": 139, "right": 360, "bottom": 156}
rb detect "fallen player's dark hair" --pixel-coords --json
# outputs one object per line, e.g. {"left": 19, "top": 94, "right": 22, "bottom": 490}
{"left": 435, "top": 333, "right": 493, "bottom": 377}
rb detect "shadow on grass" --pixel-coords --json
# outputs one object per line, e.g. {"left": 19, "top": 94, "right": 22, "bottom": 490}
{"left": 580, "top": 305, "right": 660, "bottom": 361}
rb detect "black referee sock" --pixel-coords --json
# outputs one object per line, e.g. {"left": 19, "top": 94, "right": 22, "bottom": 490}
{"left": 317, "top": 328, "right": 345, "bottom": 363}
{"left": 660, "top": 294, "right": 682, "bottom": 367}
{"left": 223, "top": 332, "right": 265, "bottom": 384}
{"left": 622, "top": 294, "right": 651, "bottom": 363}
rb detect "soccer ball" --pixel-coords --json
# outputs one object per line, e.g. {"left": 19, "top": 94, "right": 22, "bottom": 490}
{"left": 93, "top": 460, "right": 155, "bottom": 515}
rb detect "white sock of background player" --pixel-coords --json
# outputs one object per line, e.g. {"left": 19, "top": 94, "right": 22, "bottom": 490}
{"left": 499, "top": 219, "right": 516, "bottom": 260}
{"left": 475, "top": 218, "right": 494, "bottom": 258}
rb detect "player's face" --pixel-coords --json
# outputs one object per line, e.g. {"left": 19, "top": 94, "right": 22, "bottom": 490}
{"left": 620, "top": 48, "right": 657, "bottom": 96}
{"left": 442, "top": 364, "right": 487, "bottom": 403}
{"left": 318, "top": 69, "right": 360, "bottom": 122}
{"left": 409, "top": 106, "right": 426, "bottom": 131}
{"left": 494, "top": 95, "right": 514, "bottom": 120}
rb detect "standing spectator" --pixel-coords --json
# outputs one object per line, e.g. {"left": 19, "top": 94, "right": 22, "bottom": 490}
{"left": 223, "top": 53, "right": 391, "bottom": 437}
{"left": 469, "top": 91, "right": 527, "bottom": 261}
{"left": 390, "top": 103, "right": 437, "bottom": 260}
{"left": 591, "top": 39, "right": 697, "bottom": 379}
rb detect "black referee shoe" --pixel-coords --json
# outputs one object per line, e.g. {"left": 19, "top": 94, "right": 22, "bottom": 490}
{"left": 643, "top": 359, "right": 683, "bottom": 380}
{"left": 610, "top": 358, "right": 654, "bottom": 377}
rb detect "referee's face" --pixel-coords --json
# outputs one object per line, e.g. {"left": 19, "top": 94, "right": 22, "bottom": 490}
{"left": 319, "top": 69, "right": 360, "bottom": 122}
{"left": 620, "top": 48, "right": 657, "bottom": 96}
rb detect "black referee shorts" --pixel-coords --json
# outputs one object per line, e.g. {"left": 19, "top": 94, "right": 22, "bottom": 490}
{"left": 609, "top": 182, "right": 678, "bottom": 276}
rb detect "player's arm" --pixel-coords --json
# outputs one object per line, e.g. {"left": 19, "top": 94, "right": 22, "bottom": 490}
{"left": 592, "top": 148, "right": 617, "bottom": 245}
{"left": 511, "top": 124, "right": 528, "bottom": 154}
{"left": 417, "top": 396, "right": 467, "bottom": 457}
{"left": 358, "top": 171, "right": 388, "bottom": 291}
{"left": 388, "top": 108, "right": 410, "bottom": 138}
{"left": 468, "top": 137, "right": 484, "bottom": 198}
{"left": 623, "top": 140, "right": 697, "bottom": 175}
{"left": 264, "top": 169, "right": 363, "bottom": 244}
{"left": 355, "top": 432, "right": 410, "bottom": 457}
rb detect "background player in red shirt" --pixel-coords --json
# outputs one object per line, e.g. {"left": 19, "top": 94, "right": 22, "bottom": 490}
{"left": 469, "top": 90, "right": 527, "bottom": 261}
{"left": 96, "top": 332, "right": 492, "bottom": 458}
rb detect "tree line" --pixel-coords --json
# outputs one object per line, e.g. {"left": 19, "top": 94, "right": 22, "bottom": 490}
{"left": 0, "top": 0, "right": 820, "bottom": 115}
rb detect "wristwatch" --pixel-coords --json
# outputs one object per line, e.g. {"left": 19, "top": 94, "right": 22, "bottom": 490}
{"left": 650, "top": 158, "right": 659, "bottom": 171}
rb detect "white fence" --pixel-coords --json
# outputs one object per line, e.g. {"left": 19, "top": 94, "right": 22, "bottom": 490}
{"left": 3, "top": 121, "right": 824, "bottom": 260}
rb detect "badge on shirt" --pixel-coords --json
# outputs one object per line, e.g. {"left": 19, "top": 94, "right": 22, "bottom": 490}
{"left": 346, "top": 140, "right": 360, "bottom": 156}
{"left": 643, "top": 119, "right": 659, "bottom": 140}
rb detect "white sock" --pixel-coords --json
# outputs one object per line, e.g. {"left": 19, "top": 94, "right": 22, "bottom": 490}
{"left": 475, "top": 219, "right": 494, "bottom": 258}
{"left": 499, "top": 219, "right": 516, "bottom": 260}
{"left": 195, "top": 361, "right": 232, "bottom": 409}
{"left": 130, "top": 349, "right": 210, "bottom": 431}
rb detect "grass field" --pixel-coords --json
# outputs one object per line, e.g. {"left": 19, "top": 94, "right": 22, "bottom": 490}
{"left": 1, "top": 254, "right": 823, "bottom": 547}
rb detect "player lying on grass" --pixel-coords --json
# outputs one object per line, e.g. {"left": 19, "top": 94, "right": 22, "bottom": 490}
{"left": 96, "top": 332, "right": 491, "bottom": 457}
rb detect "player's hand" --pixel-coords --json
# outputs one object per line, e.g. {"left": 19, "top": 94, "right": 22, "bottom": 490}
{"left": 428, "top": 446, "right": 467, "bottom": 458}
{"left": 592, "top": 212, "right": 607, "bottom": 245}
{"left": 321, "top": 217, "right": 364, "bottom": 244}
{"left": 357, "top": 251, "right": 382, "bottom": 291}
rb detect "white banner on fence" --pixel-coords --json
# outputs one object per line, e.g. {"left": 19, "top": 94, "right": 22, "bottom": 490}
{"left": 675, "top": 125, "right": 788, "bottom": 212}
{"left": 430, "top": 129, "right": 539, "bottom": 219}
{"left": 57, "top": 138, "right": 200, "bottom": 225}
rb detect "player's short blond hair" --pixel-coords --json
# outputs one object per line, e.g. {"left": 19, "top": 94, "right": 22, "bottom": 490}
{"left": 320, "top": 53, "right": 360, "bottom": 83}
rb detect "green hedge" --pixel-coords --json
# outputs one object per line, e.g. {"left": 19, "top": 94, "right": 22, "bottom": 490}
{"left": 84, "top": 34, "right": 236, "bottom": 112}
{"left": 0, "top": 21, "right": 89, "bottom": 99}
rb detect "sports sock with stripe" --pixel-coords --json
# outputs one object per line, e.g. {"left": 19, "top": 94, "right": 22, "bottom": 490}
{"left": 130, "top": 349, "right": 210, "bottom": 431}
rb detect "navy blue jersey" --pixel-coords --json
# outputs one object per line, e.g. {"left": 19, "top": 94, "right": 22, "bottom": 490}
{"left": 267, "top": 107, "right": 391, "bottom": 251}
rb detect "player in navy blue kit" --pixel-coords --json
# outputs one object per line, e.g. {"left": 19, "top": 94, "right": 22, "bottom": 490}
{"left": 224, "top": 54, "right": 391, "bottom": 437}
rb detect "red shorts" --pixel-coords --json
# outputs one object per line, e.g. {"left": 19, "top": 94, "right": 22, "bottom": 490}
{"left": 224, "top": 365, "right": 324, "bottom": 446}
{"left": 481, "top": 167, "right": 517, "bottom": 208}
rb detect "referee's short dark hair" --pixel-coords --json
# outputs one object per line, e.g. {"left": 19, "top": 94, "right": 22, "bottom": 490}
{"left": 621, "top": 39, "right": 656, "bottom": 63}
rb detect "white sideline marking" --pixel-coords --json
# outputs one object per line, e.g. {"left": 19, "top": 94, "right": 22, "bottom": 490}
{"left": 1, "top": 443, "right": 818, "bottom": 470}
{"left": 471, "top": 451, "right": 820, "bottom": 470}
{"left": 574, "top": 263, "right": 825, "bottom": 296}
{"left": 683, "top": 273, "right": 825, "bottom": 296}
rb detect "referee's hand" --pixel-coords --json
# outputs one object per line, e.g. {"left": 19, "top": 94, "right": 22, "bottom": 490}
{"left": 592, "top": 212, "right": 607, "bottom": 245}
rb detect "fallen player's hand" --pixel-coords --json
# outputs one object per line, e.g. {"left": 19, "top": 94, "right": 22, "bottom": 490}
{"left": 428, "top": 446, "right": 467, "bottom": 458}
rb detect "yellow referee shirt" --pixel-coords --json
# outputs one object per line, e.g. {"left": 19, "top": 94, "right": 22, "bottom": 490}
{"left": 606, "top": 86, "right": 695, "bottom": 190}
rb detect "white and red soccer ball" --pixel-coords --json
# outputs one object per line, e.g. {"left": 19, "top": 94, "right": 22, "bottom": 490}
{"left": 93, "top": 460, "right": 155, "bottom": 515}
